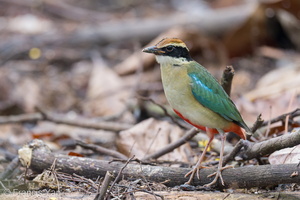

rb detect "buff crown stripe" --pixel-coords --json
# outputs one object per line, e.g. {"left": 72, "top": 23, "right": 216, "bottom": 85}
{"left": 156, "top": 38, "right": 188, "bottom": 49}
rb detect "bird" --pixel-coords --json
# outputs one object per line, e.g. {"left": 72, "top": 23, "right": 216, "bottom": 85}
{"left": 142, "top": 38, "right": 250, "bottom": 186}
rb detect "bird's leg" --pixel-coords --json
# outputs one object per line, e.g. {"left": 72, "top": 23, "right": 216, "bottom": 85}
{"left": 184, "top": 134, "right": 214, "bottom": 185}
{"left": 204, "top": 129, "right": 232, "bottom": 187}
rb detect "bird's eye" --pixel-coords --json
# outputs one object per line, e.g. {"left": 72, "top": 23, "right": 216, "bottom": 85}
{"left": 166, "top": 46, "right": 174, "bottom": 52}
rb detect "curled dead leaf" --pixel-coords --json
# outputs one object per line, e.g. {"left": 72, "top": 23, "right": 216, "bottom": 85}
{"left": 117, "top": 118, "right": 189, "bottom": 162}
{"left": 269, "top": 144, "right": 300, "bottom": 165}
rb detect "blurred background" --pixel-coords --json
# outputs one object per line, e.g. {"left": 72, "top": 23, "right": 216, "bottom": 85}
{"left": 0, "top": 0, "right": 299, "bottom": 174}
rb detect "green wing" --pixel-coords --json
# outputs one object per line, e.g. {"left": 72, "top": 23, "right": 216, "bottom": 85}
{"left": 187, "top": 62, "right": 249, "bottom": 131}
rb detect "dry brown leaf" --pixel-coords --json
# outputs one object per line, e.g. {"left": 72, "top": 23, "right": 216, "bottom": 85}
{"left": 245, "top": 63, "right": 300, "bottom": 101}
{"left": 39, "top": 77, "right": 78, "bottom": 112}
{"left": 84, "top": 56, "right": 133, "bottom": 121}
{"left": 237, "top": 92, "right": 298, "bottom": 126}
{"left": 269, "top": 144, "right": 300, "bottom": 165}
{"left": 13, "top": 77, "right": 40, "bottom": 113}
{"left": 117, "top": 118, "right": 189, "bottom": 162}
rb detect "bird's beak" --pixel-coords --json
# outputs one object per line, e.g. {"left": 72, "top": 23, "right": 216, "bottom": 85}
{"left": 142, "top": 46, "right": 165, "bottom": 55}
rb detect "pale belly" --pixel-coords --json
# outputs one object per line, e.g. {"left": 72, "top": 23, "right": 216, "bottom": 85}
{"left": 161, "top": 65, "right": 230, "bottom": 129}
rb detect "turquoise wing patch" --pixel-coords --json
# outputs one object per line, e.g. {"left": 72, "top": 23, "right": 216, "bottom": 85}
{"left": 188, "top": 69, "right": 245, "bottom": 127}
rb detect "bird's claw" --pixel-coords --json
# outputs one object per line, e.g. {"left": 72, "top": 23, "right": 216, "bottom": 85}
{"left": 184, "top": 165, "right": 210, "bottom": 185}
{"left": 204, "top": 165, "right": 233, "bottom": 187}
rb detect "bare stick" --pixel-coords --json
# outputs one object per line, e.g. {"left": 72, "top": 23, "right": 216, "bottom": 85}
{"left": 0, "top": 157, "right": 20, "bottom": 180}
{"left": 0, "top": 110, "right": 132, "bottom": 132}
{"left": 221, "top": 66, "right": 234, "bottom": 96}
{"left": 222, "top": 140, "right": 244, "bottom": 166}
{"left": 250, "top": 114, "right": 264, "bottom": 135}
{"left": 107, "top": 155, "right": 135, "bottom": 198}
{"left": 75, "top": 140, "right": 128, "bottom": 160}
{"left": 224, "top": 128, "right": 300, "bottom": 165}
{"left": 224, "top": 108, "right": 299, "bottom": 165}
{"left": 240, "top": 129, "right": 300, "bottom": 160}
{"left": 142, "top": 128, "right": 198, "bottom": 161}
{"left": 38, "top": 108, "right": 132, "bottom": 132}
{"left": 117, "top": 185, "right": 164, "bottom": 199}
{"left": 96, "top": 171, "right": 113, "bottom": 200}
{"left": 0, "top": 113, "right": 42, "bottom": 124}
{"left": 137, "top": 95, "right": 189, "bottom": 129}
{"left": 261, "top": 108, "right": 300, "bottom": 127}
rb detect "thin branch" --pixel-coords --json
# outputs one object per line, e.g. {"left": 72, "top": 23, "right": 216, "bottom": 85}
{"left": 221, "top": 66, "right": 235, "bottom": 96}
{"left": 96, "top": 171, "right": 113, "bottom": 200}
{"left": 222, "top": 140, "right": 244, "bottom": 166}
{"left": 224, "top": 108, "right": 299, "bottom": 165}
{"left": 72, "top": 173, "right": 98, "bottom": 191}
{"left": 0, "top": 110, "right": 132, "bottom": 132}
{"left": 37, "top": 107, "right": 132, "bottom": 132}
{"left": 224, "top": 128, "right": 300, "bottom": 165}
{"left": 107, "top": 155, "right": 135, "bottom": 199}
{"left": 261, "top": 108, "right": 300, "bottom": 127}
{"left": 137, "top": 95, "right": 189, "bottom": 129}
{"left": 116, "top": 184, "right": 164, "bottom": 199}
{"left": 75, "top": 140, "right": 128, "bottom": 160}
{"left": 240, "top": 129, "right": 300, "bottom": 160}
{"left": 250, "top": 114, "right": 264, "bottom": 134}
{"left": 0, "top": 113, "right": 42, "bottom": 124}
{"left": 0, "top": 157, "right": 20, "bottom": 180}
{"left": 142, "top": 128, "right": 198, "bottom": 161}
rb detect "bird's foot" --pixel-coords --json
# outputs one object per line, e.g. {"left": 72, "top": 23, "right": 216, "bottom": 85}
{"left": 184, "top": 165, "right": 210, "bottom": 185}
{"left": 204, "top": 165, "right": 233, "bottom": 187}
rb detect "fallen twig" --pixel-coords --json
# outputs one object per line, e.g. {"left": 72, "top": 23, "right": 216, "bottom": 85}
{"left": 0, "top": 111, "right": 132, "bottom": 132}
{"left": 0, "top": 157, "right": 20, "bottom": 180}
{"left": 250, "top": 114, "right": 264, "bottom": 136}
{"left": 222, "top": 140, "right": 244, "bottom": 166}
{"left": 137, "top": 95, "right": 189, "bottom": 129}
{"left": 0, "top": 113, "right": 42, "bottom": 124}
{"left": 75, "top": 140, "right": 128, "bottom": 160}
{"left": 224, "top": 110, "right": 299, "bottom": 165}
{"left": 224, "top": 128, "right": 300, "bottom": 165}
{"left": 116, "top": 184, "right": 164, "bottom": 199}
{"left": 142, "top": 128, "right": 198, "bottom": 161}
{"left": 239, "top": 129, "right": 300, "bottom": 160}
{"left": 106, "top": 155, "right": 135, "bottom": 199}
{"left": 96, "top": 171, "right": 113, "bottom": 200}
{"left": 221, "top": 66, "right": 234, "bottom": 96}
{"left": 19, "top": 139, "right": 300, "bottom": 189}
{"left": 261, "top": 108, "right": 300, "bottom": 127}
{"left": 223, "top": 114, "right": 263, "bottom": 165}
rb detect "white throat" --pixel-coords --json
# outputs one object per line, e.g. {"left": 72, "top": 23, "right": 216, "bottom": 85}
{"left": 155, "top": 55, "right": 189, "bottom": 66}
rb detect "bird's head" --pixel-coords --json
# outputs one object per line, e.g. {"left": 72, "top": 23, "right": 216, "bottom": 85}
{"left": 142, "top": 38, "right": 192, "bottom": 66}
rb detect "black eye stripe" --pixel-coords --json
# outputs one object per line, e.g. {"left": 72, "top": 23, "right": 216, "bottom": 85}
{"left": 166, "top": 46, "right": 174, "bottom": 51}
{"left": 160, "top": 46, "right": 192, "bottom": 61}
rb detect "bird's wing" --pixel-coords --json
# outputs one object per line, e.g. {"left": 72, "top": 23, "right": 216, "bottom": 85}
{"left": 187, "top": 62, "right": 249, "bottom": 131}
